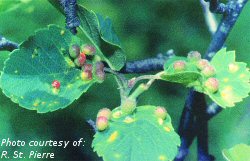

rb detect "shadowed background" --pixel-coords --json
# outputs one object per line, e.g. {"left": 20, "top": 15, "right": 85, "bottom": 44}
{"left": 0, "top": 0, "right": 249, "bottom": 160}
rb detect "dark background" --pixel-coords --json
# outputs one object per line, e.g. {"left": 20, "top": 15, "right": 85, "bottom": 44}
{"left": 0, "top": 0, "right": 249, "bottom": 160}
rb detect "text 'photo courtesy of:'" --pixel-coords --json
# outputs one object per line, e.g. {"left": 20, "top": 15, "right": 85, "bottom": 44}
{"left": 0, "top": 0, "right": 250, "bottom": 161}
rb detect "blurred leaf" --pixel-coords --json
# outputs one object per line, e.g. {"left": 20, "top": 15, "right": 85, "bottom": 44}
{"left": 0, "top": 0, "right": 31, "bottom": 13}
{"left": 92, "top": 105, "right": 180, "bottom": 161}
{"left": 222, "top": 144, "right": 250, "bottom": 161}
{"left": 207, "top": 48, "right": 250, "bottom": 108}
{"left": 0, "top": 25, "right": 96, "bottom": 113}
{"left": 47, "top": 0, "right": 64, "bottom": 14}
{"left": 97, "top": 14, "right": 121, "bottom": 48}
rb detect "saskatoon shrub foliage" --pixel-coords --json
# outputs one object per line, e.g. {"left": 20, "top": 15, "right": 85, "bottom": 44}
{"left": 0, "top": 1, "right": 250, "bottom": 161}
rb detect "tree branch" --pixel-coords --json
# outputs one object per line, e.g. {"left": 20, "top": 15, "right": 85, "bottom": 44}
{"left": 86, "top": 119, "right": 97, "bottom": 132}
{"left": 206, "top": 0, "right": 248, "bottom": 60}
{"left": 206, "top": 0, "right": 227, "bottom": 14}
{"left": 120, "top": 49, "right": 175, "bottom": 73}
{"left": 176, "top": 0, "right": 248, "bottom": 160}
{"left": 59, "top": 0, "right": 80, "bottom": 34}
{"left": 0, "top": 35, "right": 18, "bottom": 52}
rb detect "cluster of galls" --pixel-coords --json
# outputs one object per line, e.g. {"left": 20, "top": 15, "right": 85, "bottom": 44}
{"left": 95, "top": 98, "right": 137, "bottom": 131}
{"left": 173, "top": 51, "right": 219, "bottom": 93}
{"left": 69, "top": 44, "right": 105, "bottom": 81}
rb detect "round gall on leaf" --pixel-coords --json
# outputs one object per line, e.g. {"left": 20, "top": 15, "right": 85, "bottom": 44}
{"left": 187, "top": 51, "right": 201, "bottom": 62}
{"left": 81, "top": 64, "right": 93, "bottom": 80}
{"left": 52, "top": 80, "right": 60, "bottom": 89}
{"left": 74, "top": 54, "right": 86, "bottom": 67}
{"left": 82, "top": 44, "right": 96, "bottom": 55}
{"left": 155, "top": 106, "right": 167, "bottom": 120}
{"left": 96, "top": 116, "right": 108, "bottom": 131}
{"left": 81, "top": 71, "right": 89, "bottom": 81}
{"left": 69, "top": 44, "right": 80, "bottom": 58}
{"left": 196, "top": 59, "right": 209, "bottom": 70}
{"left": 204, "top": 77, "right": 219, "bottom": 93}
{"left": 96, "top": 62, "right": 105, "bottom": 72}
{"left": 173, "top": 60, "right": 186, "bottom": 72}
{"left": 201, "top": 65, "right": 216, "bottom": 77}
{"left": 96, "top": 70, "right": 105, "bottom": 80}
{"left": 112, "top": 110, "right": 122, "bottom": 119}
{"left": 96, "top": 62, "right": 105, "bottom": 80}
{"left": 121, "top": 98, "right": 136, "bottom": 114}
{"left": 97, "top": 108, "right": 112, "bottom": 120}
{"left": 82, "top": 63, "right": 93, "bottom": 72}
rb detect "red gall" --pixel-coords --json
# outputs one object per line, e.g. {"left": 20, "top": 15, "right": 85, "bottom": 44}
{"left": 204, "top": 77, "right": 219, "bottom": 93}
{"left": 96, "top": 116, "right": 108, "bottom": 131}
{"left": 155, "top": 106, "right": 167, "bottom": 120}
{"left": 97, "top": 108, "right": 111, "bottom": 120}
{"left": 196, "top": 59, "right": 209, "bottom": 70}
{"left": 173, "top": 60, "right": 186, "bottom": 72}
{"left": 52, "top": 80, "right": 60, "bottom": 89}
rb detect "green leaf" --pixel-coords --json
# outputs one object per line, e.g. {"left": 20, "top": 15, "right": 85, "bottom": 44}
{"left": 161, "top": 57, "right": 202, "bottom": 85}
{"left": 77, "top": 5, "right": 125, "bottom": 70}
{"left": 97, "top": 14, "right": 121, "bottom": 48}
{"left": 206, "top": 48, "right": 250, "bottom": 108}
{"left": 222, "top": 144, "right": 250, "bottom": 161}
{"left": 92, "top": 105, "right": 180, "bottom": 161}
{"left": 0, "top": 25, "right": 96, "bottom": 113}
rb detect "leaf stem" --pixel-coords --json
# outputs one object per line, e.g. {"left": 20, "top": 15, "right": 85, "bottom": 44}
{"left": 104, "top": 67, "right": 129, "bottom": 100}
{"left": 129, "top": 72, "right": 164, "bottom": 99}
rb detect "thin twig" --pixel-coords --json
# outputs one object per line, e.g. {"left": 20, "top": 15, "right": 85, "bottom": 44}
{"left": 120, "top": 49, "right": 175, "bottom": 73}
{"left": 0, "top": 36, "right": 18, "bottom": 52}
{"left": 87, "top": 119, "right": 97, "bottom": 132}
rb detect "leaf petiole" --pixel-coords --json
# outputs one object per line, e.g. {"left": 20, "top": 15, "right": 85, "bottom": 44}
{"left": 129, "top": 71, "right": 164, "bottom": 99}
